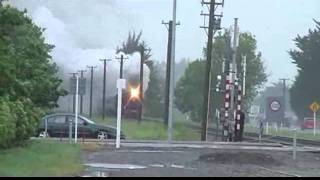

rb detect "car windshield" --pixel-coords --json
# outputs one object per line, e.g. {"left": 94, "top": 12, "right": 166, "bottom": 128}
{"left": 80, "top": 116, "right": 95, "bottom": 125}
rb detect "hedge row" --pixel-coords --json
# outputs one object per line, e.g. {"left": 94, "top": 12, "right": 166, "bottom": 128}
{"left": 0, "top": 97, "right": 43, "bottom": 149}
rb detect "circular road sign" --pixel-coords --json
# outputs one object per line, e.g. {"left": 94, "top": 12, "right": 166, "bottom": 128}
{"left": 270, "top": 100, "right": 281, "bottom": 112}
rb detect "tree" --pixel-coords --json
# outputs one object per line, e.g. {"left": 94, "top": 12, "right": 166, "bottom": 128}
{"left": 116, "top": 31, "right": 152, "bottom": 65}
{"left": 117, "top": 31, "right": 153, "bottom": 121}
{"left": 289, "top": 20, "right": 320, "bottom": 124}
{"left": 0, "top": 5, "right": 64, "bottom": 148}
{"left": 144, "top": 62, "right": 166, "bottom": 118}
{"left": 175, "top": 30, "right": 267, "bottom": 122}
{"left": 175, "top": 60, "right": 205, "bottom": 122}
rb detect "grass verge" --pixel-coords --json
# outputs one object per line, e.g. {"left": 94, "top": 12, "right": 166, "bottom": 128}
{"left": 92, "top": 116, "right": 200, "bottom": 141}
{"left": 0, "top": 140, "right": 83, "bottom": 177}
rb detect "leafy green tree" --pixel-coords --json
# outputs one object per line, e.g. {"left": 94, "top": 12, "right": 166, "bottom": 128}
{"left": 0, "top": 5, "right": 65, "bottom": 108}
{"left": 144, "top": 62, "right": 166, "bottom": 118}
{"left": 290, "top": 20, "right": 320, "bottom": 123}
{"left": 175, "top": 30, "right": 267, "bottom": 122}
{"left": 0, "top": 5, "right": 64, "bottom": 148}
{"left": 175, "top": 60, "right": 205, "bottom": 122}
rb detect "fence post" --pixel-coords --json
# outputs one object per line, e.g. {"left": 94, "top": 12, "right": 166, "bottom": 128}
{"left": 45, "top": 118, "right": 48, "bottom": 138}
{"left": 69, "top": 119, "right": 72, "bottom": 144}
{"left": 293, "top": 129, "right": 297, "bottom": 160}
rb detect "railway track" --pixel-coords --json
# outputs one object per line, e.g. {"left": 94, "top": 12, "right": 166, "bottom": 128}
{"left": 244, "top": 132, "right": 320, "bottom": 147}
{"left": 190, "top": 124, "right": 320, "bottom": 147}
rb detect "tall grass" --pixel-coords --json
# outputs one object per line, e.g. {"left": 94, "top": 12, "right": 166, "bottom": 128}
{"left": 0, "top": 140, "right": 83, "bottom": 177}
{"left": 91, "top": 115, "right": 200, "bottom": 141}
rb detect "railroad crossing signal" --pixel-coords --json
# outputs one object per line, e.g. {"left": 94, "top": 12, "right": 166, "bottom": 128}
{"left": 310, "top": 102, "right": 320, "bottom": 113}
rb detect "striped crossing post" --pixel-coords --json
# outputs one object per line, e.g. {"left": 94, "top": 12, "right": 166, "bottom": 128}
{"left": 235, "top": 84, "right": 243, "bottom": 142}
{"left": 223, "top": 75, "right": 231, "bottom": 141}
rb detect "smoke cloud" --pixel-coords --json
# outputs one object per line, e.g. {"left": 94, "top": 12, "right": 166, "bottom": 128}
{"left": 8, "top": 0, "right": 151, "bottom": 115}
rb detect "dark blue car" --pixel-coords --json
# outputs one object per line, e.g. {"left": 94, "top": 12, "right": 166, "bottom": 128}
{"left": 37, "top": 113, "right": 125, "bottom": 140}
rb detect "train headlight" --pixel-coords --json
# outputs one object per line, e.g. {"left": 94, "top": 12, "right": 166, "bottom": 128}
{"left": 130, "top": 87, "right": 140, "bottom": 100}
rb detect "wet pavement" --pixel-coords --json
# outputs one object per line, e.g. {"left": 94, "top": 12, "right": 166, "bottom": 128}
{"left": 80, "top": 142, "right": 320, "bottom": 177}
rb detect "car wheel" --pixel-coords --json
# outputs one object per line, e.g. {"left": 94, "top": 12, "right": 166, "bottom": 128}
{"left": 97, "top": 131, "right": 108, "bottom": 142}
{"left": 39, "top": 130, "right": 50, "bottom": 138}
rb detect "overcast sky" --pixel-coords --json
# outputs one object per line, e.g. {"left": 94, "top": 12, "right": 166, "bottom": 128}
{"left": 8, "top": 0, "right": 320, "bottom": 86}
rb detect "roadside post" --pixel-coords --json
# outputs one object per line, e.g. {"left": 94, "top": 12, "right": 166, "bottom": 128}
{"left": 116, "top": 79, "right": 126, "bottom": 149}
{"left": 309, "top": 102, "right": 320, "bottom": 136}
{"left": 45, "top": 118, "right": 48, "bottom": 138}
{"left": 75, "top": 74, "right": 79, "bottom": 144}
{"left": 259, "top": 120, "right": 263, "bottom": 143}
{"left": 314, "top": 112, "right": 316, "bottom": 136}
{"left": 69, "top": 118, "right": 73, "bottom": 144}
{"left": 293, "top": 128, "right": 297, "bottom": 160}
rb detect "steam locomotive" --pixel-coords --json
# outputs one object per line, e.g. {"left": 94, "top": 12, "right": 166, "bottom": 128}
{"left": 106, "top": 81, "right": 142, "bottom": 119}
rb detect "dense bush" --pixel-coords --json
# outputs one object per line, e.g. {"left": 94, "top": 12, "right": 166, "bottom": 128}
{"left": 0, "top": 97, "right": 44, "bottom": 148}
{"left": 0, "top": 97, "right": 16, "bottom": 148}
{"left": 0, "top": 5, "right": 64, "bottom": 148}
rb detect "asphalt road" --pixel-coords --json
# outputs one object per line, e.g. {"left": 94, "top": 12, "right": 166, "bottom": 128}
{"left": 81, "top": 144, "right": 320, "bottom": 177}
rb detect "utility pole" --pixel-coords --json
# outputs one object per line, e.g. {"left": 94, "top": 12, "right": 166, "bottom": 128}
{"left": 242, "top": 55, "right": 247, "bottom": 96}
{"left": 139, "top": 45, "right": 151, "bottom": 123}
{"left": 162, "top": 20, "right": 180, "bottom": 127}
{"left": 78, "top": 70, "right": 87, "bottom": 115}
{"left": 87, "top": 66, "right": 97, "bottom": 118}
{"left": 115, "top": 54, "right": 128, "bottom": 119}
{"left": 229, "top": 18, "right": 240, "bottom": 141}
{"left": 200, "top": 0, "right": 224, "bottom": 141}
{"left": 166, "top": 0, "right": 178, "bottom": 143}
{"left": 116, "top": 55, "right": 129, "bottom": 79}
{"left": 69, "top": 72, "right": 78, "bottom": 114}
{"left": 100, "top": 59, "right": 112, "bottom": 121}
{"left": 280, "top": 78, "right": 290, "bottom": 121}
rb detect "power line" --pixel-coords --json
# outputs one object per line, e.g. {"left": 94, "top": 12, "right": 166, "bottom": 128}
{"left": 87, "top": 66, "right": 97, "bottom": 118}
{"left": 200, "top": 0, "right": 224, "bottom": 141}
{"left": 115, "top": 55, "right": 129, "bottom": 79}
{"left": 280, "top": 78, "right": 290, "bottom": 116}
{"left": 139, "top": 45, "right": 151, "bottom": 123}
{"left": 100, "top": 59, "right": 112, "bottom": 121}
{"left": 162, "top": 20, "right": 180, "bottom": 127}
{"left": 78, "top": 70, "right": 87, "bottom": 115}
{"left": 166, "top": 0, "right": 178, "bottom": 144}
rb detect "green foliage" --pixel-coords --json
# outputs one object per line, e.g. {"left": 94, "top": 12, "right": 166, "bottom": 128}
{"left": 175, "top": 60, "right": 205, "bottom": 122}
{"left": 290, "top": 20, "right": 320, "bottom": 122}
{"left": 211, "top": 31, "right": 268, "bottom": 112}
{"left": 0, "top": 98, "right": 16, "bottom": 148}
{"left": 144, "top": 62, "right": 166, "bottom": 118}
{"left": 0, "top": 5, "right": 64, "bottom": 148}
{"left": 175, "top": 30, "right": 267, "bottom": 122}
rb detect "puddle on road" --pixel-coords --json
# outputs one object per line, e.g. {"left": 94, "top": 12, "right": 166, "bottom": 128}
{"left": 82, "top": 171, "right": 110, "bottom": 177}
{"left": 85, "top": 163, "right": 147, "bottom": 170}
{"left": 149, "top": 164, "right": 197, "bottom": 170}
{"left": 82, "top": 163, "right": 146, "bottom": 177}
{"left": 149, "top": 164, "right": 166, "bottom": 168}
{"left": 116, "top": 150, "right": 184, "bottom": 153}
{"left": 82, "top": 163, "right": 197, "bottom": 176}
